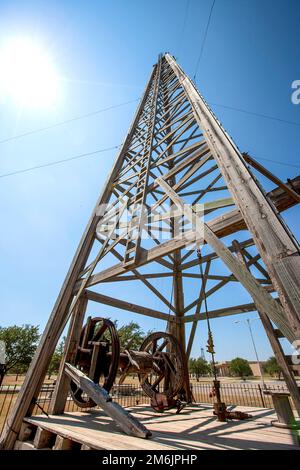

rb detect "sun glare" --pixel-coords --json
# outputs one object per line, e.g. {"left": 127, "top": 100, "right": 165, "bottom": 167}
{"left": 0, "top": 38, "right": 59, "bottom": 108}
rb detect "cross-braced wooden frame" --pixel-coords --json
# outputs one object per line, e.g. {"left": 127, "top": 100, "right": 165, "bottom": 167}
{"left": 1, "top": 53, "right": 300, "bottom": 449}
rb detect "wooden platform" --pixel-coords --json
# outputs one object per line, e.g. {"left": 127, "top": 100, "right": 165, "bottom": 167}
{"left": 17, "top": 404, "right": 300, "bottom": 450}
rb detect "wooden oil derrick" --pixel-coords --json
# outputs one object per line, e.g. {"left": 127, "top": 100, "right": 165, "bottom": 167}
{"left": 1, "top": 53, "right": 300, "bottom": 449}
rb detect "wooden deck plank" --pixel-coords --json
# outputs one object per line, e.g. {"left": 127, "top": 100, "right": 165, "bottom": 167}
{"left": 24, "top": 405, "right": 300, "bottom": 451}
{"left": 25, "top": 413, "right": 173, "bottom": 451}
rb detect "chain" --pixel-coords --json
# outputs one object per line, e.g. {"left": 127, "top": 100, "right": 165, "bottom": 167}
{"left": 197, "top": 247, "right": 218, "bottom": 382}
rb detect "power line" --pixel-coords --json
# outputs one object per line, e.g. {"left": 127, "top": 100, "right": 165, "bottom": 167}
{"left": 0, "top": 145, "right": 121, "bottom": 179}
{"left": 210, "top": 102, "right": 300, "bottom": 128}
{"left": 0, "top": 93, "right": 299, "bottom": 153}
{"left": 0, "top": 99, "right": 139, "bottom": 145}
{"left": 177, "top": 0, "right": 191, "bottom": 59}
{"left": 254, "top": 156, "right": 300, "bottom": 170}
{"left": 193, "top": 0, "right": 216, "bottom": 81}
{"left": 0, "top": 142, "right": 298, "bottom": 180}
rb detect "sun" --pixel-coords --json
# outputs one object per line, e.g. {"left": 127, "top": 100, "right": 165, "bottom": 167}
{"left": 0, "top": 38, "right": 59, "bottom": 108}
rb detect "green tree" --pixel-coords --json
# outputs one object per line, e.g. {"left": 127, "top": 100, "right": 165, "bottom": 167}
{"left": 263, "top": 356, "right": 282, "bottom": 380}
{"left": 116, "top": 321, "right": 146, "bottom": 350}
{"left": 0, "top": 325, "right": 40, "bottom": 385}
{"left": 229, "top": 357, "right": 252, "bottom": 379}
{"left": 189, "top": 358, "right": 211, "bottom": 381}
{"left": 47, "top": 338, "right": 65, "bottom": 379}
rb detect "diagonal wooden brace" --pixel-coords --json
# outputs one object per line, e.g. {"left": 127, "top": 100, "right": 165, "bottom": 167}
{"left": 156, "top": 177, "right": 296, "bottom": 344}
{"left": 65, "top": 363, "right": 151, "bottom": 439}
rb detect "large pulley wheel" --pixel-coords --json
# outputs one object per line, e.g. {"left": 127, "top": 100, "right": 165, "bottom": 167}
{"left": 138, "top": 332, "right": 184, "bottom": 401}
{"left": 70, "top": 317, "right": 120, "bottom": 408}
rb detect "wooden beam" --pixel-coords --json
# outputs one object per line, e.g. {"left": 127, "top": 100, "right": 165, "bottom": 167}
{"left": 151, "top": 144, "right": 210, "bottom": 186}
{"left": 166, "top": 52, "right": 300, "bottom": 339}
{"left": 71, "top": 201, "right": 127, "bottom": 314}
{"left": 183, "top": 278, "right": 229, "bottom": 314}
{"left": 33, "top": 427, "right": 54, "bottom": 449}
{"left": 202, "top": 175, "right": 300, "bottom": 239}
{"left": 113, "top": 196, "right": 234, "bottom": 227}
{"left": 84, "top": 289, "right": 175, "bottom": 323}
{"left": 181, "top": 238, "right": 255, "bottom": 270}
{"left": 100, "top": 173, "right": 299, "bottom": 282}
{"left": 3, "top": 53, "right": 300, "bottom": 452}
{"left": 49, "top": 296, "right": 88, "bottom": 415}
{"left": 186, "top": 260, "right": 211, "bottom": 357}
{"left": 162, "top": 75, "right": 192, "bottom": 402}
{"left": 232, "top": 239, "right": 300, "bottom": 416}
{"left": 156, "top": 177, "right": 295, "bottom": 343}
{"left": 242, "top": 153, "right": 300, "bottom": 204}
{"left": 151, "top": 154, "right": 213, "bottom": 211}
{"left": 101, "top": 272, "right": 173, "bottom": 282}
{"left": 80, "top": 171, "right": 300, "bottom": 287}
{"left": 53, "top": 435, "right": 74, "bottom": 450}
{"left": 75, "top": 230, "right": 197, "bottom": 290}
{"left": 0, "top": 65, "right": 158, "bottom": 450}
{"left": 99, "top": 241, "right": 176, "bottom": 312}
{"left": 241, "top": 248, "right": 270, "bottom": 279}
{"left": 183, "top": 302, "right": 257, "bottom": 322}
{"left": 64, "top": 363, "right": 151, "bottom": 439}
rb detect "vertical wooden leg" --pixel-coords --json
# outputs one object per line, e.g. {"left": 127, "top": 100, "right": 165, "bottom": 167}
{"left": 259, "top": 313, "right": 300, "bottom": 417}
{"left": 49, "top": 296, "right": 88, "bottom": 415}
{"left": 173, "top": 256, "right": 192, "bottom": 403}
{"left": 232, "top": 240, "right": 300, "bottom": 417}
{"left": 53, "top": 435, "right": 74, "bottom": 450}
{"left": 33, "top": 427, "right": 54, "bottom": 449}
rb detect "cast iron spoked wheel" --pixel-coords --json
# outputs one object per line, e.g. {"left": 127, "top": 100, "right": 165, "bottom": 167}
{"left": 70, "top": 317, "right": 120, "bottom": 408}
{"left": 138, "top": 332, "right": 184, "bottom": 400}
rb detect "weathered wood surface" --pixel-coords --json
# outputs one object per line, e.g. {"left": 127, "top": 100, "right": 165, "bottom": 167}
{"left": 18, "top": 422, "right": 34, "bottom": 442}
{"left": 2, "top": 52, "right": 300, "bottom": 453}
{"left": 156, "top": 177, "right": 295, "bottom": 343}
{"left": 183, "top": 302, "right": 257, "bottom": 322}
{"left": 232, "top": 239, "right": 300, "bottom": 416}
{"left": 84, "top": 289, "right": 175, "bottom": 323}
{"left": 242, "top": 153, "right": 300, "bottom": 203}
{"left": 53, "top": 435, "right": 74, "bottom": 450}
{"left": 64, "top": 363, "right": 151, "bottom": 439}
{"left": 166, "top": 52, "right": 300, "bottom": 339}
{"left": 78, "top": 175, "right": 300, "bottom": 292}
{"left": 33, "top": 427, "right": 54, "bottom": 449}
{"left": 50, "top": 296, "right": 88, "bottom": 415}
{"left": 24, "top": 405, "right": 300, "bottom": 450}
{"left": 0, "top": 64, "right": 157, "bottom": 451}
{"left": 14, "top": 440, "right": 37, "bottom": 450}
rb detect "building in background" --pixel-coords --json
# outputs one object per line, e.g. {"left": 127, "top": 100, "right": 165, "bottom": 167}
{"left": 215, "top": 361, "right": 300, "bottom": 378}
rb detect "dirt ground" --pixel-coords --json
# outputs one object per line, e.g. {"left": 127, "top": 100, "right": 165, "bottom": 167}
{"left": 2, "top": 374, "right": 56, "bottom": 386}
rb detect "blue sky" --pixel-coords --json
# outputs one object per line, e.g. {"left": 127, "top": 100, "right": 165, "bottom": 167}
{"left": 0, "top": 0, "right": 299, "bottom": 362}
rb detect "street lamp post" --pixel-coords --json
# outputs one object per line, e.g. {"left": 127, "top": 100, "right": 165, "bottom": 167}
{"left": 235, "top": 318, "right": 266, "bottom": 389}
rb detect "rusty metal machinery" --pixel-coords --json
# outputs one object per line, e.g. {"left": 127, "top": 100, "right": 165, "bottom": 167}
{"left": 70, "top": 317, "right": 185, "bottom": 412}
